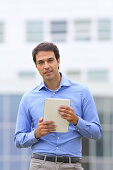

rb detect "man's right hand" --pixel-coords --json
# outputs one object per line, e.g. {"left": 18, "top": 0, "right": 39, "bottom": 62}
{"left": 34, "top": 118, "right": 56, "bottom": 139}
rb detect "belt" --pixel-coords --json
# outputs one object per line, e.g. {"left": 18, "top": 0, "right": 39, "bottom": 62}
{"left": 31, "top": 153, "right": 81, "bottom": 163}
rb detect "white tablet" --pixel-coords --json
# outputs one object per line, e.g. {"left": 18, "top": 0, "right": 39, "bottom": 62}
{"left": 43, "top": 98, "right": 70, "bottom": 132}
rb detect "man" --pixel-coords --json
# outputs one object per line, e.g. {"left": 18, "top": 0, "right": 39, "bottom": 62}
{"left": 14, "top": 42, "right": 102, "bottom": 170}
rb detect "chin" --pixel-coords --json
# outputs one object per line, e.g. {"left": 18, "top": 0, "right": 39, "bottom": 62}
{"left": 44, "top": 75, "right": 54, "bottom": 80}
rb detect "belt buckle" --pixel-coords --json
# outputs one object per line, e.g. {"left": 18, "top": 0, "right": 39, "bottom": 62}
{"left": 44, "top": 155, "right": 47, "bottom": 161}
{"left": 69, "top": 157, "right": 71, "bottom": 163}
{"left": 55, "top": 156, "right": 57, "bottom": 162}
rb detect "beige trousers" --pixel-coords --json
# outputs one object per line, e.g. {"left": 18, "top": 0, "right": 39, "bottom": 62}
{"left": 29, "top": 158, "right": 84, "bottom": 170}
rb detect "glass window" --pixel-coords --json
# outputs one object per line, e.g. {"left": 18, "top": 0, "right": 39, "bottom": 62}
{"left": 2, "top": 95, "right": 10, "bottom": 122}
{"left": 9, "top": 95, "right": 22, "bottom": 122}
{"left": 0, "top": 95, "right": 3, "bottom": 122}
{"left": 50, "top": 21, "right": 67, "bottom": 42}
{"left": 110, "top": 130, "right": 113, "bottom": 157}
{"left": 96, "top": 162, "right": 104, "bottom": 170}
{"left": 67, "top": 70, "right": 81, "bottom": 77}
{"left": 98, "top": 19, "right": 112, "bottom": 40}
{"left": 66, "top": 70, "right": 81, "bottom": 81}
{"left": 0, "top": 22, "right": 4, "bottom": 42}
{"left": 10, "top": 129, "right": 21, "bottom": 155}
{"left": 26, "top": 21, "right": 43, "bottom": 42}
{"left": 0, "top": 129, "right": 3, "bottom": 154}
{"left": 10, "top": 162, "right": 21, "bottom": 170}
{"left": 21, "top": 162, "right": 30, "bottom": 170}
{"left": 74, "top": 19, "right": 91, "bottom": 41}
{"left": 0, "top": 161, "right": 3, "bottom": 170}
{"left": 87, "top": 69, "right": 108, "bottom": 82}
{"left": 82, "top": 163, "right": 89, "bottom": 170}
{"left": 18, "top": 71, "right": 36, "bottom": 79}
{"left": 98, "top": 113, "right": 104, "bottom": 124}
{"left": 103, "top": 131, "right": 111, "bottom": 157}
{"left": 0, "top": 94, "right": 31, "bottom": 170}
{"left": 110, "top": 112, "right": 113, "bottom": 124}
{"left": 96, "top": 135, "right": 103, "bottom": 156}
{"left": 94, "top": 97, "right": 113, "bottom": 158}
{"left": 82, "top": 137, "right": 89, "bottom": 156}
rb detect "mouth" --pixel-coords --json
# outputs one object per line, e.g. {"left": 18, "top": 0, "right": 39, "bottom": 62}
{"left": 44, "top": 70, "right": 52, "bottom": 75}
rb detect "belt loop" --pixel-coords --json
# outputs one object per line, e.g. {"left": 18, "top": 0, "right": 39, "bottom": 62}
{"left": 44, "top": 155, "right": 47, "bottom": 161}
{"left": 55, "top": 156, "right": 57, "bottom": 163}
{"left": 69, "top": 157, "right": 71, "bottom": 163}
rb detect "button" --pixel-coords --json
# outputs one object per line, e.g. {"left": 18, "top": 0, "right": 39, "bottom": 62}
{"left": 53, "top": 92, "right": 55, "bottom": 94}
{"left": 58, "top": 137, "right": 60, "bottom": 140}
{"left": 56, "top": 147, "right": 58, "bottom": 150}
{"left": 77, "top": 129, "right": 79, "bottom": 132}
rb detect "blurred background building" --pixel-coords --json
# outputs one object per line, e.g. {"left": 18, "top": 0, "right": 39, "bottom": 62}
{"left": 0, "top": 0, "right": 113, "bottom": 169}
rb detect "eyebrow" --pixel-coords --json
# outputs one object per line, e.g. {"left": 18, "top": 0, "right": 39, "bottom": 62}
{"left": 36, "top": 57, "right": 55, "bottom": 63}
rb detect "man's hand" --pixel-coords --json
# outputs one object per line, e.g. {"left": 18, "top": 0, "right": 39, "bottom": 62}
{"left": 35, "top": 118, "right": 56, "bottom": 139}
{"left": 58, "top": 105, "right": 79, "bottom": 126}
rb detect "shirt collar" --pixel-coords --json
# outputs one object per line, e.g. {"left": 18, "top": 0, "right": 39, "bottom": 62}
{"left": 38, "top": 81, "right": 46, "bottom": 91}
{"left": 38, "top": 73, "right": 71, "bottom": 91}
{"left": 59, "top": 73, "right": 71, "bottom": 88}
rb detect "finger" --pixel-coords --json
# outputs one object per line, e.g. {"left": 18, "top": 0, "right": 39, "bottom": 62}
{"left": 41, "top": 130, "right": 51, "bottom": 136}
{"left": 59, "top": 112, "right": 69, "bottom": 119}
{"left": 58, "top": 106, "right": 73, "bottom": 111}
{"left": 47, "top": 124, "right": 56, "bottom": 129}
{"left": 58, "top": 109, "right": 73, "bottom": 116}
{"left": 40, "top": 124, "right": 56, "bottom": 130}
{"left": 58, "top": 105, "right": 73, "bottom": 112}
{"left": 43, "top": 121, "right": 55, "bottom": 125}
{"left": 41, "top": 127, "right": 56, "bottom": 134}
{"left": 58, "top": 108, "right": 68, "bottom": 113}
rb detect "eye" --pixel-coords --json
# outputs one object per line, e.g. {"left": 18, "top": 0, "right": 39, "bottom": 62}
{"left": 48, "top": 58, "right": 54, "bottom": 62}
{"left": 37, "top": 61, "right": 44, "bottom": 65}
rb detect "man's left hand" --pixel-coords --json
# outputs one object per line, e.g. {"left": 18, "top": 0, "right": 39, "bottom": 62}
{"left": 58, "top": 105, "right": 79, "bottom": 126}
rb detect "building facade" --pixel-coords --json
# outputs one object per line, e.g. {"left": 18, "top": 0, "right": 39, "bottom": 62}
{"left": 0, "top": 0, "right": 113, "bottom": 169}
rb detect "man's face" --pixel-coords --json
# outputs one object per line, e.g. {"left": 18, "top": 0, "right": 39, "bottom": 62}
{"left": 36, "top": 51, "right": 60, "bottom": 81}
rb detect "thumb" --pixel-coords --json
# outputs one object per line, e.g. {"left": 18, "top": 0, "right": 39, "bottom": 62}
{"left": 39, "top": 118, "right": 43, "bottom": 123}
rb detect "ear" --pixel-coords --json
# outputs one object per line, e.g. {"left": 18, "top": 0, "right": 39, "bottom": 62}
{"left": 58, "top": 58, "right": 60, "bottom": 65}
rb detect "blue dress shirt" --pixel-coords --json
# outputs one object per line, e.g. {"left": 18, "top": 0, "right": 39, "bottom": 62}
{"left": 14, "top": 74, "right": 102, "bottom": 157}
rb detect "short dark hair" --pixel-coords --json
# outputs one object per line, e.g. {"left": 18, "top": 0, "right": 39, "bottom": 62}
{"left": 32, "top": 42, "right": 60, "bottom": 64}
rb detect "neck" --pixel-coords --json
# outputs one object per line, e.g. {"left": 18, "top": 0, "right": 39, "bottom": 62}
{"left": 44, "top": 72, "right": 61, "bottom": 91}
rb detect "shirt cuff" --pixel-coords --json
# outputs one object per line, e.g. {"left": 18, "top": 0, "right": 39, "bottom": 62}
{"left": 28, "top": 130, "right": 39, "bottom": 145}
{"left": 74, "top": 117, "right": 90, "bottom": 132}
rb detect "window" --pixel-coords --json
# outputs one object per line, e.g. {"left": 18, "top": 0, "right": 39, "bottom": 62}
{"left": 0, "top": 94, "right": 30, "bottom": 170}
{"left": 74, "top": 19, "right": 91, "bottom": 41}
{"left": 9, "top": 95, "right": 22, "bottom": 122}
{"left": 26, "top": 21, "right": 43, "bottom": 42}
{"left": 0, "top": 96, "right": 3, "bottom": 122}
{"left": 18, "top": 70, "right": 36, "bottom": 79}
{"left": 89, "top": 97, "right": 113, "bottom": 169}
{"left": 50, "top": 21, "right": 67, "bottom": 42}
{"left": 87, "top": 69, "right": 108, "bottom": 82}
{"left": 10, "top": 162, "right": 21, "bottom": 170}
{"left": 0, "top": 22, "right": 4, "bottom": 43}
{"left": 0, "top": 130, "right": 3, "bottom": 154}
{"left": 67, "top": 70, "right": 81, "bottom": 80}
{"left": 98, "top": 19, "right": 112, "bottom": 40}
{"left": 10, "top": 129, "right": 21, "bottom": 155}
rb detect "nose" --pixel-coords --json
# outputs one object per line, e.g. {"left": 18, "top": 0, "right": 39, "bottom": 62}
{"left": 44, "top": 61, "right": 49, "bottom": 69}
